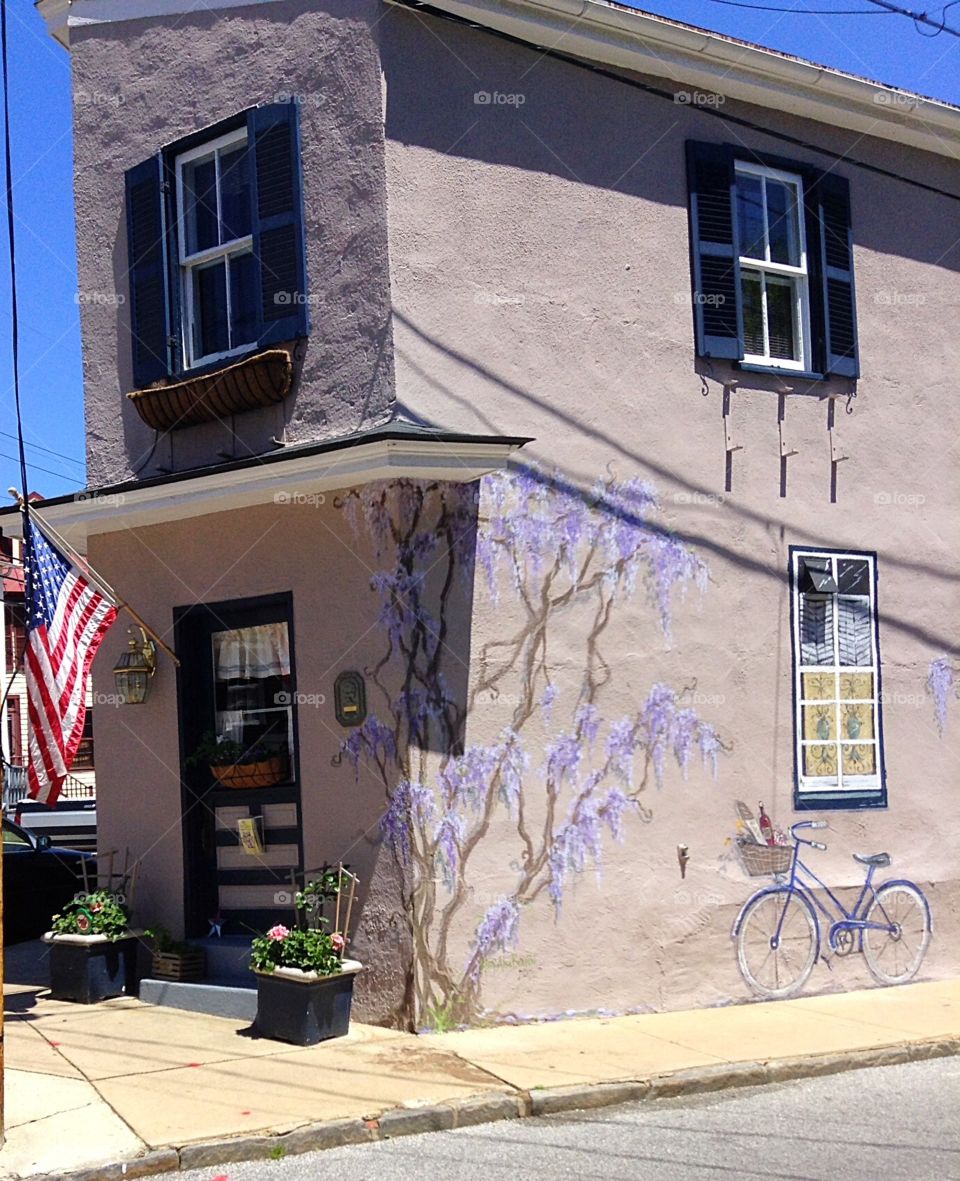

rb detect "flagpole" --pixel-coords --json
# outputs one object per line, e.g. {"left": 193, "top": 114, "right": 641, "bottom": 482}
{"left": 9, "top": 492, "right": 179, "bottom": 667}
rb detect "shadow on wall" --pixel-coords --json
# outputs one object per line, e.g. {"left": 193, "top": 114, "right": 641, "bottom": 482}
{"left": 381, "top": 5, "right": 960, "bottom": 271}
{"left": 393, "top": 309, "right": 958, "bottom": 656}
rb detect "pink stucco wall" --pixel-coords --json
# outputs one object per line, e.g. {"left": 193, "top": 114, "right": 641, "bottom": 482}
{"left": 88, "top": 498, "right": 422, "bottom": 1024}
{"left": 379, "top": 10, "right": 960, "bottom": 1016}
{"left": 71, "top": 0, "right": 395, "bottom": 487}
{"left": 64, "top": 1, "right": 960, "bottom": 1024}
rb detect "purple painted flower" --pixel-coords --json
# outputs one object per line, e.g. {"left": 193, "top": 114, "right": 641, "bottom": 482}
{"left": 544, "top": 733, "right": 582, "bottom": 786}
{"left": 470, "top": 897, "right": 520, "bottom": 973}
{"left": 540, "top": 682, "right": 559, "bottom": 725}
{"left": 380, "top": 779, "right": 435, "bottom": 864}
{"left": 928, "top": 657, "right": 955, "bottom": 736}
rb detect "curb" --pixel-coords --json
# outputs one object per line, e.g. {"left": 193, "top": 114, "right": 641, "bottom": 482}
{"left": 16, "top": 1035, "right": 959, "bottom": 1181}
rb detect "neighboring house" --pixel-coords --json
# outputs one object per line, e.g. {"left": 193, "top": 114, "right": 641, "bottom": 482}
{"left": 12, "top": 0, "right": 958, "bottom": 1027}
{"left": 0, "top": 533, "right": 98, "bottom": 851}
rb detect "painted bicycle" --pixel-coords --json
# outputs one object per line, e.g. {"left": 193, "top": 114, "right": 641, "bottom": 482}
{"left": 732, "top": 820, "right": 932, "bottom": 999}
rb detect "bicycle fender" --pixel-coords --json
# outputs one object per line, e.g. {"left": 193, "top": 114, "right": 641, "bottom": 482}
{"left": 876, "top": 878, "right": 934, "bottom": 934}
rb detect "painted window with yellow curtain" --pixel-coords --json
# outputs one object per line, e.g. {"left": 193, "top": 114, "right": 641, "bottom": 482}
{"left": 792, "top": 550, "right": 884, "bottom": 806}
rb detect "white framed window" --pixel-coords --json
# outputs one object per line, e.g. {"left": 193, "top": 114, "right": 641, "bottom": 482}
{"left": 176, "top": 129, "right": 257, "bottom": 370}
{"left": 791, "top": 550, "right": 884, "bottom": 805}
{"left": 736, "top": 162, "right": 810, "bottom": 372}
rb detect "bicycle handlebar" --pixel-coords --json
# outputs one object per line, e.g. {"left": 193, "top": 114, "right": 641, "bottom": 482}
{"left": 790, "top": 820, "right": 829, "bottom": 851}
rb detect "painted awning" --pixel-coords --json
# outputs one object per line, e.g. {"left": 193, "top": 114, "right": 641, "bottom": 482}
{"left": 0, "top": 422, "right": 531, "bottom": 551}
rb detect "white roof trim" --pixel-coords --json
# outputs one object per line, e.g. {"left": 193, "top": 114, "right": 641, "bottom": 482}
{"left": 0, "top": 436, "right": 520, "bottom": 549}
{"left": 399, "top": 0, "right": 960, "bottom": 159}
{"left": 38, "top": 0, "right": 960, "bottom": 155}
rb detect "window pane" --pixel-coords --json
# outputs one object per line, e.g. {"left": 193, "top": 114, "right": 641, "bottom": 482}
{"left": 841, "top": 744, "right": 876, "bottom": 776}
{"left": 766, "top": 179, "right": 799, "bottom": 266}
{"left": 766, "top": 278, "right": 796, "bottom": 360}
{"left": 840, "top": 702, "right": 874, "bottom": 741}
{"left": 799, "top": 596, "right": 834, "bottom": 665}
{"left": 228, "top": 251, "right": 257, "bottom": 348}
{"left": 219, "top": 144, "right": 251, "bottom": 244}
{"left": 837, "top": 559, "right": 870, "bottom": 596}
{"left": 737, "top": 172, "right": 765, "bottom": 260}
{"left": 837, "top": 597, "right": 872, "bottom": 667}
{"left": 212, "top": 622, "right": 293, "bottom": 771}
{"left": 2, "top": 823, "right": 30, "bottom": 847}
{"left": 741, "top": 271, "right": 764, "bottom": 355}
{"left": 183, "top": 154, "right": 218, "bottom": 256}
{"left": 803, "top": 703, "right": 835, "bottom": 742}
{"left": 840, "top": 672, "right": 873, "bottom": 700}
{"left": 192, "top": 260, "right": 229, "bottom": 359}
{"left": 803, "top": 744, "right": 837, "bottom": 777}
{"left": 802, "top": 671, "right": 837, "bottom": 700}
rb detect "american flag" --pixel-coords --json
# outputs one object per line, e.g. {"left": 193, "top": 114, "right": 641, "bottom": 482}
{"left": 24, "top": 515, "right": 117, "bottom": 806}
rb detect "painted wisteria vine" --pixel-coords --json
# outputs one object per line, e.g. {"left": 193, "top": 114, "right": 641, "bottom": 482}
{"left": 341, "top": 466, "right": 725, "bottom": 1028}
{"left": 928, "top": 656, "right": 957, "bottom": 735}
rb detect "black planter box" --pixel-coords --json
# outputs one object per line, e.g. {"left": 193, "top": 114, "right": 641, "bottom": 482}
{"left": 46, "top": 936, "right": 139, "bottom": 1003}
{"left": 253, "top": 963, "right": 360, "bottom": 1046}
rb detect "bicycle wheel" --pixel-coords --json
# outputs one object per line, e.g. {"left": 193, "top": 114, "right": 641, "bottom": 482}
{"left": 862, "top": 882, "right": 931, "bottom": 986}
{"left": 736, "top": 887, "right": 818, "bottom": 999}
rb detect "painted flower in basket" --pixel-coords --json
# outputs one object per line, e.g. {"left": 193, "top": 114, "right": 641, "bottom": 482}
{"left": 186, "top": 731, "right": 286, "bottom": 790}
{"left": 250, "top": 867, "right": 362, "bottom": 1046}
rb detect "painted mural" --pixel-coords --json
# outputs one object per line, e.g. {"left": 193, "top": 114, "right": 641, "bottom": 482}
{"left": 339, "top": 467, "right": 725, "bottom": 1029}
{"left": 928, "top": 656, "right": 956, "bottom": 733}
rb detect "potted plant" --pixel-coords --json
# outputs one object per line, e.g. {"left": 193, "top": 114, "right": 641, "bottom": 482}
{"left": 44, "top": 890, "right": 139, "bottom": 1003}
{"left": 250, "top": 868, "right": 361, "bottom": 1046}
{"left": 187, "top": 731, "right": 286, "bottom": 789}
{"left": 144, "top": 926, "right": 207, "bottom": 982}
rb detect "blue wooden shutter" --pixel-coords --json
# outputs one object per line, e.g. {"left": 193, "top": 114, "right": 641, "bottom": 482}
{"left": 814, "top": 173, "right": 859, "bottom": 378}
{"left": 124, "top": 154, "right": 171, "bottom": 387}
{"left": 685, "top": 141, "right": 742, "bottom": 360}
{"left": 248, "top": 103, "right": 308, "bottom": 346}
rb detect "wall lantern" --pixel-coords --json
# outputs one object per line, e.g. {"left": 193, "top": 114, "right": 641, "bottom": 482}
{"left": 113, "top": 626, "right": 157, "bottom": 704}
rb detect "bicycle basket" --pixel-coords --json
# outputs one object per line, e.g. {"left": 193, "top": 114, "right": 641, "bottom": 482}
{"left": 737, "top": 841, "right": 793, "bottom": 877}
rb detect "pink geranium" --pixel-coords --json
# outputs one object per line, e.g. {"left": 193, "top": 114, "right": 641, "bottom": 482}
{"left": 266, "top": 924, "right": 290, "bottom": 942}
{"left": 330, "top": 933, "right": 345, "bottom": 952}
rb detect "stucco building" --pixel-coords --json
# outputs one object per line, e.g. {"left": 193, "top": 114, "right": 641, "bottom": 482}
{"left": 11, "top": 0, "right": 959, "bottom": 1027}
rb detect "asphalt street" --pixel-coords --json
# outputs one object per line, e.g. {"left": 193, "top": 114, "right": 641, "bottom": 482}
{"left": 173, "top": 1056, "right": 960, "bottom": 1181}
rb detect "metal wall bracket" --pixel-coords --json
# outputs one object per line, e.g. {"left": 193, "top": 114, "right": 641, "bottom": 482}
{"left": 723, "top": 384, "right": 742, "bottom": 453}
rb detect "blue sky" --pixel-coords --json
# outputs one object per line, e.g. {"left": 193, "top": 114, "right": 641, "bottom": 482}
{"left": 1, "top": 0, "right": 958, "bottom": 500}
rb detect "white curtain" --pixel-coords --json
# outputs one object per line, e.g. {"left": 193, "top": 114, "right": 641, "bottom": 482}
{"left": 213, "top": 623, "right": 290, "bottom": 681}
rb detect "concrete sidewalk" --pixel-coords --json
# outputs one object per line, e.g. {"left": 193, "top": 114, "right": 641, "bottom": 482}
{"left": 1, "top": 943, "right": 957, "bottom": 1180}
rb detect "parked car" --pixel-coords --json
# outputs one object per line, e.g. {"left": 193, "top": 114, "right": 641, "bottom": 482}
{"left": 2, "top": 818, "right": 95, "bottom": 944}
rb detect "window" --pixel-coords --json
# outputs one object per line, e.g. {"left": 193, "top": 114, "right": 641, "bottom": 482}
{"left": 736, "top": 163, "right": 809, "bottom": 371}
{"left": 686, "top": 142, "right": 859, "bottom": 379}
{"left": 5, "top": 601, "right": 25, "bottom": 670}
{"left": 125, "top": 102, "right": 308, "bottom": 388}
{"left": 177, "top": 130, "right": 257, "bottom": 369}
{"left": 6, "top": 695, "right": 21, "bottom": 765}
{"left": 791, "top": 550, "right": 885, "bottom": 809}
{"left": 73, "top": 710, "right": 95, "bottom": 771}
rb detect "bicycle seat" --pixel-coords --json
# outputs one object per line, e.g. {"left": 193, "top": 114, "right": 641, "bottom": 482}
{"left": 853, "top": 852, "right": 891, "bottom": 868}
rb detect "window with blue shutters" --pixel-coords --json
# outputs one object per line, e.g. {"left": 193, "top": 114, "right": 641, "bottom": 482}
{"left": 790, "top": 549, "right": 885, "bottom": 810}
{"left": 124, "top": 102, "right": 308, "bottom": 390}
{"left": 686, "top": 142, "right": 859, "bottom": 380}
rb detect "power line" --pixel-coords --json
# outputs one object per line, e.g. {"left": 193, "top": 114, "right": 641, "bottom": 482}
{"left": 0, "top": 448, "right": 81, "bottom": 486}
{"left": 706, "top": 1, "right": 893, "bottom": 12}
{"left": 0, "top": 429, "right": 83, "bottom": 467}
{"left": 862, "top": 0, "right": 960, "bottom": 36}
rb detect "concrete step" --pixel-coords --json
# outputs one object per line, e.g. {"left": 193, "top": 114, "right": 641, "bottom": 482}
{"left": 139, "top": 976, "right": 257, "bottom": 1021}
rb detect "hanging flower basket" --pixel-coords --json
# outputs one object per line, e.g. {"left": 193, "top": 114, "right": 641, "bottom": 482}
{"left": 127, "top": 348, "right": 293, "bottom": 432}
{"left": 210, "top": 756, "right": 286, "bottom": 790}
